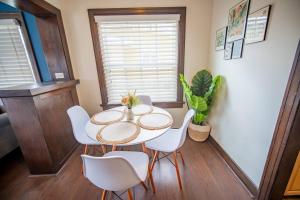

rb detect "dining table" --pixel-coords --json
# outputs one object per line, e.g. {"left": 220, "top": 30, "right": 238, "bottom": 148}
{"left": 85, "top": 105, "right": 173, "bottom": 148}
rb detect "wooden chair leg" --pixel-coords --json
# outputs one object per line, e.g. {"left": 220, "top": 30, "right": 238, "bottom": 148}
{"left": 101, "top": 145, "right": 106, "bottom": 154}
{"left": 141, "top": 181, "right": 148, "bottom": 191}
{"left": 173, "top": 152, "right": 183, "bottom": 190}
{"left": 81, "top": 144, "right": 88, "bottom": 174}
{"left": 101, "top": 190, "right": 107, "bottom": 200}
{"left": 150, "top": 151, "right": 159, "bottom": 172}
{"left": 141, "top": 143, "right": 156, "bottom": 193}
{"left": 141, "top": 143, "right": 147, "bottom": 154}
{"left": 83, "top": 144, "right": 88, "bottom": 154}
{"left": 178, "top": 151, "right": 185, "bottom": 166}
{"left": 127, "top": 188, "right": 133, "bottom": 200}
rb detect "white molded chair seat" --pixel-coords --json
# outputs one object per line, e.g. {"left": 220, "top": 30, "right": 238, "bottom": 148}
{"left": 145, "top": 129, "right": 182, "bottom": 153}
{"left": 145, "top": 109, "right": 195, "bottom": 153}
{"left": 82, "top": 151, "right": 149, "bottom": 193}
{"left": 104, "top": 151, "right": 148, "bottom": 181}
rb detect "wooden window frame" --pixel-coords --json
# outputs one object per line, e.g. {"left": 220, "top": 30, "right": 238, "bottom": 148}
{"left": 88, "top": 7, "right": 186, "bottom": 109}
{"left": 0, "top": 12, "right": 41, "bottom": 82}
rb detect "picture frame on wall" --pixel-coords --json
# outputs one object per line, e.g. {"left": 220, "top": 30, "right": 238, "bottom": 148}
{"left": 245, "top": 5, "right": 271, "bottom": 44}
{"left": 227, "top": 0, "right": 250, "bottom": 43}
{"left": 232, "top": 39, "right": 244, "bottom": 59}
{"left": 224, "top": 42, "right": 233, "bottom": 60}
{"left": 216, "top": 27, "right": 227, "bottom": 50}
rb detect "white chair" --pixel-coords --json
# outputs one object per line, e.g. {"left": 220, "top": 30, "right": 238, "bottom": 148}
{"left": 81, "top": 151, "right": 149, "bottom": 200}
{"left": 145, "top": 109, "right": 195, "bottom": 190}
{"left": 137, "top": 95, "right": 152, "bottom": 105}
{"left": 67, "top": 106, "right": 105, "bottom": 171}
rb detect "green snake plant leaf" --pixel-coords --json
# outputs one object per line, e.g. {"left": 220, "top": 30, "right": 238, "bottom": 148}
{"left": 204, "top": 75, "right": 223, "bottom": 107}
{"left": 193, "top": 113, "right": 207, "bottom": 125}
{"left": 191, "top": 70, "right": 212, "bottom": 97}
{"left": 190, "top": 95, "right": 208, "bottom": 113}
{"left": 179, "top": 74, "right": 193, "bottom": 107}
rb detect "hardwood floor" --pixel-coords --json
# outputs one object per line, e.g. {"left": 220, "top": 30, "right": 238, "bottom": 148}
{"left": 0, "top": 138, "right": 252, "bottom": 200}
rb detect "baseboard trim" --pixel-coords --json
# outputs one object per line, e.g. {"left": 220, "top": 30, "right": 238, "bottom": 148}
{"left": 208, "top": 136, "right": 258, "bottom": 199}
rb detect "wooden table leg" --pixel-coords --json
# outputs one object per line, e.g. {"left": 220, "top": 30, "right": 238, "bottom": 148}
{"left": 101, "top": 145, "right": 106, "bottom": 154}
{"left": 101, "top": 190, "right": 107, "bottom": 200}
{"left": 142, "top": 143, "right": 156, "bottom": 193}
{"left": 127, "top": 188, "right": 133, "bottom": 200}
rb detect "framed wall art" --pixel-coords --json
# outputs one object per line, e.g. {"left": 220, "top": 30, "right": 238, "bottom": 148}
{"left": 224, "top": 42, "right": 233, "bottom": 60}
{"left": 216, "top": 27, "right": 227, "bottom": 50}
{"left": 245, "top": 5, "right": 271, "bottom": 44}
{"left": 227, "top": 0, "right": 250, "bottom": 42}
{"left": 232, "top": 39, "right": 244, "bottom": 59}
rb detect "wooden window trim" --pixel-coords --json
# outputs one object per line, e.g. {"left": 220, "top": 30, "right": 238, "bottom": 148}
{"left": 0, "top": 12, "right": 41, "bottom": 82}
{"left": 88, "top": 7, "right": 186, "bottom": 109}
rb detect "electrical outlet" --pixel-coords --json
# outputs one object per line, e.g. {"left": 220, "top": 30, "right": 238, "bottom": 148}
{"left": 55, "top": 73, "right": 65, "bottom": 79}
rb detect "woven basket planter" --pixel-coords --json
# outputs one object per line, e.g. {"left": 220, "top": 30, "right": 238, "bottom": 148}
{"left": 188, "top": 122, "right": 211, "bottom": 142}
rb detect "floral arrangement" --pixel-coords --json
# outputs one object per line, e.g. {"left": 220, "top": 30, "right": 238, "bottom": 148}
{"left": 121, "top": 91, "right": 140, "bottom": 109}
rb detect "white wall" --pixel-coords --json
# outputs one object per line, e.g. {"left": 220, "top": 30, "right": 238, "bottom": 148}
{"left": 209, "top": 0, "right": 300, "bottom": 187}
{"left": 56, "top": 0, "right": 212, "bottom": 127}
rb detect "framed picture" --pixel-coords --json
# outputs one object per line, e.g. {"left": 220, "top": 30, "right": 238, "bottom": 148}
{"left": 232, "top": 39, "right": 244, "bottom": 59}
{"left": 224, "top": 42, "right": 233, "bottom": 60}
{"left": 227, "top": 0, "right": 250, "bottom": 42}
{"left": 245, "top": 5, "right": 271, "bottom": 44}
{"left": 216, "top": 27, "right": 227, "bottom": 50}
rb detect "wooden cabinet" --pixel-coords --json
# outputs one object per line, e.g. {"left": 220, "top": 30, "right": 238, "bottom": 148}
{"left": 0, "top": 80, "right": 79, "bottom": 175}
{"left": 285, "top": 151, "right": 300, "bottom": 196}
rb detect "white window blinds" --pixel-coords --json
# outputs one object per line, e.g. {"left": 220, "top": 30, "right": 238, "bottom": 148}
{"left": 0, "top": 19, "right": 36, "bottom": 89}
{"left": 95, "top": 14, "right": 180, "bottom": 104}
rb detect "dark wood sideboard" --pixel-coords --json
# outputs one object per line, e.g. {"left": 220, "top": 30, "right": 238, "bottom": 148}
{"left": 0, "top": 80, "right": 79, "bottom": 175}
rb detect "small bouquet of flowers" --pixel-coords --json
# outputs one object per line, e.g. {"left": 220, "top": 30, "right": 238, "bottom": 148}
{"left": 121, "top": 91, "right": 139, "bottom": 109}
{"left": 121, "top": 91, "right": 140, "bottom": 120}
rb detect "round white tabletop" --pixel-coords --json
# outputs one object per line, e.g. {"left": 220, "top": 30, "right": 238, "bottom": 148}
{"left": 85, "top": 106, "right": 172, "bottom": 146}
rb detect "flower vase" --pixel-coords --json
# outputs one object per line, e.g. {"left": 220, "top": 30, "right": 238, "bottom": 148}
{"left": 127, "top": 108, "right": 134, "bottom": 121}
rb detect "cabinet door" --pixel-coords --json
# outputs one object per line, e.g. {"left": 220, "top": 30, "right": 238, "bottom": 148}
{"left": 285, "top": 151, "right": 300, "bottom": 196}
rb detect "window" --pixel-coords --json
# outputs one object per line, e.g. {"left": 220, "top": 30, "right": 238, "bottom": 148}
{"left": 0, "top": 13, "right": 39, "bottom": 89}
{"left": 89, "top": 8, "right": 186, "bottom": 109}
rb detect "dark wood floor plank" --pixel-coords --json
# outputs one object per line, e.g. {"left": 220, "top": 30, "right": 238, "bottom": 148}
{"left": 0, "top": 139, "right": 251, "bottom": 200}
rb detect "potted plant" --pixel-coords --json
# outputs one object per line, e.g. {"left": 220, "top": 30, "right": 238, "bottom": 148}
{"left": 121, "top": 91, "right": 140, "bottom": 121}
{"left": 179, "top": 70, "right": 222, "bottom": 142}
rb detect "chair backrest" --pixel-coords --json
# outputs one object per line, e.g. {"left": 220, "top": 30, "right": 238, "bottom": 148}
{"left": 81, "top": 155, "right": 141, "bottom": 191}
{"left": 137, "top": 95, "right": 152, "bottom": 105}
{"left": 178, "top": 109, "right": 195, "bottom": 148}
{"left": 67, "top": 105, "right": 90, "bottom": 144}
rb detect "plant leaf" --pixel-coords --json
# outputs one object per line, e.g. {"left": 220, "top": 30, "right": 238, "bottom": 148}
{"left": 191, "top": 70, "right": 212, "bottom": 97}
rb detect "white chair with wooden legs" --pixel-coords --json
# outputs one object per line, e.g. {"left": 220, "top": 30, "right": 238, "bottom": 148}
{"left": 137, "top": 95, "right": 152, "bottom": 105}
{"left": 67, "top": 106, "right": 106, "bottom": 172}
{"left": 145, "top": 109, "right": 195, "bottom": 190}
{"left": 81, "top": 151, "right": 149, "bottom": 200}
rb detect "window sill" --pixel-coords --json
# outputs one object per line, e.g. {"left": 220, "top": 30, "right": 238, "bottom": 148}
{"left": 101, "top": 101, "right": 185, "bottom": 110}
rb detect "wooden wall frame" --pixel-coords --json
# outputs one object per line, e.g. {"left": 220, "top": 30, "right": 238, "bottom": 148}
{"left": 1, "top": 0, "right": 74, "bottom": 81}
{"left": 0, "top": 12, "right": 41, "bottom": 82}
{"left": 88, "top": 7, "right": 186, "bottom": 109}
{"left": 258, "top": 40, "right": 300, "bottom": 199}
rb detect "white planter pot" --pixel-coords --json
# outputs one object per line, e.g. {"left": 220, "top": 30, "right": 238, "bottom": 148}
{"left": 188, "top": 122, "right": 211, "bottom": 142}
